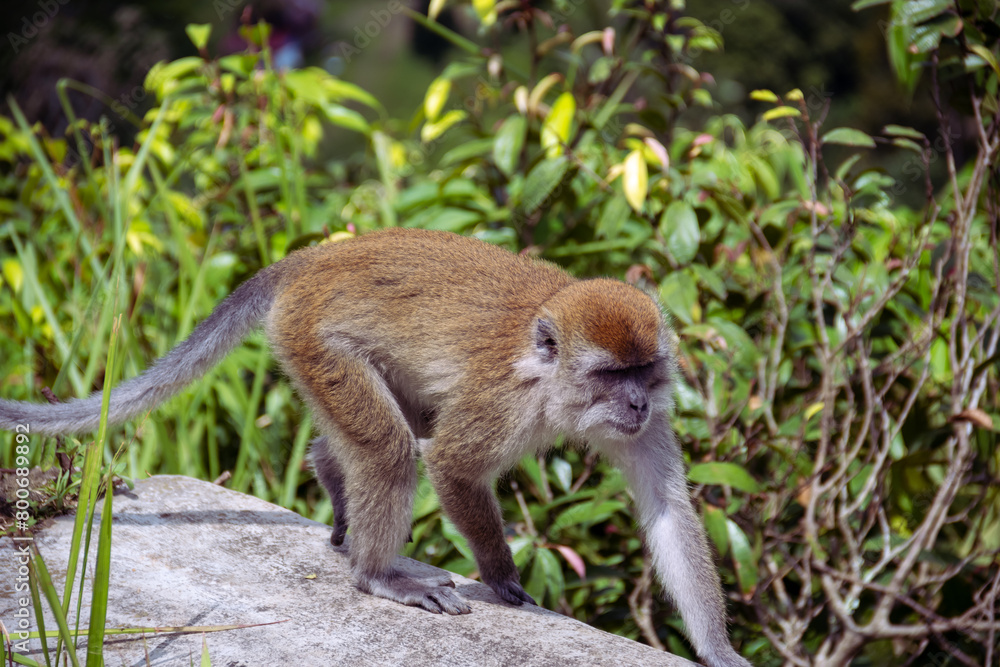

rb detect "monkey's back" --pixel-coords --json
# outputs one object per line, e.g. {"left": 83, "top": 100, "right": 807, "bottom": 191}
{"left": 266, "top": 228, "right": 574, "bottom": 403}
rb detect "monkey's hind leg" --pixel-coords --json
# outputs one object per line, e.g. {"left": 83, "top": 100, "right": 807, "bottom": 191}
{"left": 300, "top": 351, "right": 471, "bottom": 615}
{"left": 310, "top": 436, "right": 349, "bottom": 549}
{"left": 424, "top": 438, "right": 536, "bottom": 608}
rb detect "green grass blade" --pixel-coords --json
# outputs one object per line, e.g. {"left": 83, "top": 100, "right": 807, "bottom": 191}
{"left": 84, "top": 315, "right": 122, "bottom": 666}
{"left": 26, "top": 556, "right": 53, "bottom": 666}
{"left": 32, "top": 552, "right": 81, "bottom": 667}
{"left": 281, "top": 415, "right": 313, "bottom": 509}
{"left": 231, "top": 349, "right": 270, "bottom": 491}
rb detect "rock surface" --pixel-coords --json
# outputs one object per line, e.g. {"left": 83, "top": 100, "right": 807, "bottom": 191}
{"left": 1, "top": 475, "right": 696, "bottom": 666}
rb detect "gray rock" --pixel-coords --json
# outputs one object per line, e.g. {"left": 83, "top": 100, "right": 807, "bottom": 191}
{"left": 1, "top": 475, "right": 696, "bottom": 666}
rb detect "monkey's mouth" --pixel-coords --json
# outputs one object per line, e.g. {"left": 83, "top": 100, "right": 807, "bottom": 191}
{"left": 614, "top": 421, "right": 644, "bottom": 436}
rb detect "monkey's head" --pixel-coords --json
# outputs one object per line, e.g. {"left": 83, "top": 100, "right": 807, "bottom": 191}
{"left": 522, "top": 279, "right": 674, "bottom": 442}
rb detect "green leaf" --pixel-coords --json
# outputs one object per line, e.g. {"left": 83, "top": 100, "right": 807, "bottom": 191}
{"left": 525, "top": 548, "right": 552, "bottom": 604}
{"left": 546, "top": 236, "right": 649, "bottom": 257}
{"left": 411, "top": 478, "right": 440, "bottom": 520}
{"left": 622, "top": 149, "right": 648, "bottom": 212}
{"left": 441, "top": 517, "right": 474, "bottom": 560}
{"left": 704, "top": 505, "right": 729, "bottom": 555}
{"left": 659, "top": 271, "right": 699, "bottom": 325}
{"left": 883, "top": 124, "right": 925, "bottom": 140}
{"left": 749, "top": 89, "right": 779, "bottom": 102}
{"left": 886, "top": 22, "right": 924, "bottom": 92}
{"left": 968, "top": 43, "right": 1000, "bottom": 79}
{"left": 660, "top": 201, "right": 699, "bottom": 264}
{"left": 894, "top": 0, "right": 951, "bottom": 26}
{"left": 759, "top": 200, "right": 800, "bottom": 228}
{"left": 440, "top": 138, "right": 495, "bottom": 166}
{"left": 521, "top": 156, "right": 570, "bottom": 214}
{"left": 689, "top": 263, "right": 727, "bottom": 300}
{"left": 323, "top": 77, "right": 383, "bottom": 112}
{"left": 540, "top": 92, "right": 576, "bottom": 158}
{"left": 596, "top": 193, "right": 631, "bottom": 239}
{"left": 709, "top": 318, "right": 762, "bottom": 367}
{"left": 423, "top": 77, "right": 451, "bottom": 122}
{"left": 403, "top": 206, "right": 481, "bottom": 232}
{"left": 835, "top": 153, "right": 863, "bottom": 181}
{"left": 2, "top": 258, "right": 23, "bottom": 292}
{"left": 493, "top": 116, "right": 527, "bottom": 177}
{"left": 851, "top": 0, "right": 891, "bottom": 9}
{"left": 688, "top": 462, "right": 760, "bottom": 493}
{"left": 185, "top": 24, "right": 212, "bottom": 51}
{"left": 218, "top": 54, "right": 256, "bottom": 76}
{"left": 322, "top": 104, "right": 371, "bottom": 135}
{"left": 551, "top": 457, "right": 573, "bottom": 493}
{"left": 537, "top": 547, "right": 565, "bottom": 602}
{"left": 519, "top": 456, "right": 544, "bottom": 494}
{"left": 421, "top": 109, "right": 467, "bottom": 142}
{"left": 822, "top": 127, "right": 876, "bottom": 148}
{"left": 909, "top": 21, "right": 945, "bottom": 53}
{"left": 891, "top": 137, "right": 925, "bottom": 153}
{"left": 747, "top": 154, "right": 780, "bottom": 199}
{"left": 588, "top": 56, "right": 615, "bottom": 84}
{"left": 472, "top": 0, "right": 497, "bottom": 26}
{"left": 144, "top": 56, "right": 203, "bottom": 97}
{"left": 553, "top": 500, "right": 627, "bottom": 530}
{"left": 761, "top": 106, "right": 801, "bottom": 122}
{"left": 727, "top": 519, "right": 758, "bottom": 596}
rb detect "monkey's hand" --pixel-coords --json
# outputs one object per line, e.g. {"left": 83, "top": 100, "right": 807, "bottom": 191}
{"left": 359, "top": 570, "right": 472, "bottom": 615}
{"left": 486, "top": 578, "right": 537, "bottom": 607}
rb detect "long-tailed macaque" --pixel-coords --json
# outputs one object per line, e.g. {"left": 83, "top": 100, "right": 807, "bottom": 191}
{"left": 0, "top": 228, "right": 750, "bottom": 667}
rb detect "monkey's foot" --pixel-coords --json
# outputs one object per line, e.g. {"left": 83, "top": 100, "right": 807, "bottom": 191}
{"left": 487, "top": 579, "right": 536, "bottom": 607}
{"left": 360, "top": 570, "right": 472, "bottom": 615}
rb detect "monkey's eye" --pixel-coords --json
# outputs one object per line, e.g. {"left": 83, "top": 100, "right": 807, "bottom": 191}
{"left": 648, "top": 377, "right": 667, "bottom": 390}
{"left": 594, "top": 362, "right": 654, "bottom": 378}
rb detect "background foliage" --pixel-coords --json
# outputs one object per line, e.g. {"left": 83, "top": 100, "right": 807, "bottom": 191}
{"left": 1, "top": 1, "right": 998, "bottom": 665}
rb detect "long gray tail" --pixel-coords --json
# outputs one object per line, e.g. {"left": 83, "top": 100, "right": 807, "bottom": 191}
{"left": 0, "top": 264, "right": 282, "bottom": 435}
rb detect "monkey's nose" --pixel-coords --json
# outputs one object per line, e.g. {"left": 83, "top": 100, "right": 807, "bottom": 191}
{"left": 629, "top": 400, "right": 649, "bottom": 417}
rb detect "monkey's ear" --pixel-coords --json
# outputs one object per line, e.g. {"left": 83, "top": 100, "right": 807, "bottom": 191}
{"left": 534, "top": 318, "right": 558, "bottom": 362}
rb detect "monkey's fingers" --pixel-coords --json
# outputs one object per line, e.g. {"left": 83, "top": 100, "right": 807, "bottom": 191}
{"left": 423, "top": 588, "right": 472, "bottom": 615}
{"left": 363, "top": 572, "right": 472, "bottom": 615}
{"left": 490, "top": 580, "right": 537, "bottom": 607}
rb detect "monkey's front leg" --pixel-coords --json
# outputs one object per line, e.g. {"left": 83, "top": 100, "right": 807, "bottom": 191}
{"left": 605, "top": 416, "right": 752, "bottom": 667}
{"left": 426, "top": 457, "right": 536, "bottom": 607}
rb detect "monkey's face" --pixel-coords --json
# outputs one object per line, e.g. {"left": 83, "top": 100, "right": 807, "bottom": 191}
{"left": 564, "top": 353, "right": 672, "bottom": 440}
{"left": 520, "top": 316, "right": 673, "bottom": 442}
